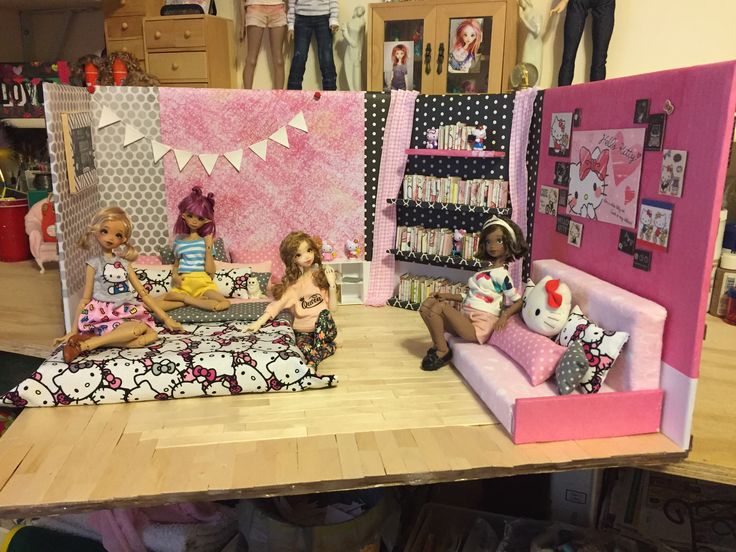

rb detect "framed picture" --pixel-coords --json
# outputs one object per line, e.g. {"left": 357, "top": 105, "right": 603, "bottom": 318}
{"left": 383, "top": 41, "right": 414, "bottom": 91}
{"left": 539, "top": 186, "right": 559, "bottom": 216}
{"left": 634, "top": 99, "right": 650, "bottom": 124}
{"left": 554, "top": 161, "right": 570, "bottom": 186}
{"left": 447, "top": 18, "right": 484, "bottom": 74}
{"left": 659, "top": 149, "right": 688, "bottom": 197}
{"left": 644, "top": 113, "right": 667, "bottom": 151}
{"left": 637, "top": 199, "right": 673, "bottom": 252}
{"left": 61, "top": 111, "right": 98, "bottom": 194}
{"left": 567, "top": 220, "right": 583, "bottom": 248}
{"left": 548, "top": 112, "right": 573, "bottom": 157}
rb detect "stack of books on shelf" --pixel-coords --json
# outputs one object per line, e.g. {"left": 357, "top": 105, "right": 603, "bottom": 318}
{"left": 402, "top": 174, "right": 509, "bottom": 208}
{"left": 395, "top": 225, "right": 480, "bottom": 260}
{"left": 433, "top": 123, "right": 483, "bottom": 150}
{"left": 397, "top": 273, "right": 468, "bottom": 306}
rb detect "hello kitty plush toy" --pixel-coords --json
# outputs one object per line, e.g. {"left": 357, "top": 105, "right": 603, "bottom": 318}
{"left": 321, "top": 240, "right": 337, "bottom": 262}
{"left": 452, "top": 228, "right": 466, "bottom": 256}
{"left": 426, "top": 127, "right": 439, "bottom": 149}
{"left": 345, "top": 238, "right": 362, "bottom": 259}
{"left": 521, "top": 276, "right": 572, "bottom": 337}
{"left": 567, "top": 146, "right": 609, "bottom": 220}
{"left": 471, "top": 124, "right": 487, "bottom": 150}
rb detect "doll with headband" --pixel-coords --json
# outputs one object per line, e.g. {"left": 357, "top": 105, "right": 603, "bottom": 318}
{"left": 55, "top": 207, "right": 184, "bottom": 363}
{"left": 157, "top": 187, "right": 230, "bottom": 313}
{"left": 418, "top": 215, "right": 528, "bottom": 371}
{"left": 247, "top": 231, "right": 338, "bottom": 368}
{"left": 449, "top": 19, "right": 483, "bottom": 73}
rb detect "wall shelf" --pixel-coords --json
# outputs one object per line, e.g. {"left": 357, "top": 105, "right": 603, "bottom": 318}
{"left": 405, "top": 148, "right": 506, "bottom": 158}
{"left": 387, "top": 297, "right": 421, "bottom": 311}
{"left": 388, "top": 198, "right": 511, "bottom": 216}
{"left": 389, "top": 249, "right": 484, "bottom": 271}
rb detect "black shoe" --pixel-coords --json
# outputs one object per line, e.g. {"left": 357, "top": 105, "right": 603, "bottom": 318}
{"left": 421, "top": 349, "right": 452, "bottom": 371}
{"left": 420, "top": 349, "right": 438, "bottom": 369}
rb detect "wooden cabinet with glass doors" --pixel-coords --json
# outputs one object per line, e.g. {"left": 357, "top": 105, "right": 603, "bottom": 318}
{"left": 368, "top": 0, "right": 517, "bottom": 94}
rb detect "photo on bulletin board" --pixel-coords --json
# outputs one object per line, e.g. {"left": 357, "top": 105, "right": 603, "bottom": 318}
{"left": 548, "top": 112, "right": 573, "bottom": 157}
{"left": 634, "top": 99, "right": 650, "bottom": 124}
{"left": 61, "top": 111, "right": 98, "bottom": 194}
{"left": 539, "top": 185, "right": 559, "bottom": 216}
{"left": 573, "top": 108, "right": 582, "bottom": 127}
{"left": 633, "top": 249, "right": 652, "bottom": 271}
{"left": 556, "top": 214, "right": 571, "bottom": 235}
{"left": 637, "top": 199, "right": 673, "bottom": 252}
{"left": 659, "top": 149, "right": 688, "bottom": 198}
{"left": 617, "top": 228, "right": 636, "bottom": 255}
{"left": 567, "top": 220, "right": 583, "bottom": 248}
{"left": 383, "top": 41, "right": 414, "bottom": 91}
{"left": 554, "top": 161, "right": 570, "bottom": 186}
{"left": 644, "top": 113, "right": 667, "bottom": 151}
{"left": 558, "top": 188, "right": 568, "bottom": 207}
{"left": 567, "top": 128, "right": 645, "bottom": 228}
{"left": 448, "top": 18, "right": 484, "bottom": 74}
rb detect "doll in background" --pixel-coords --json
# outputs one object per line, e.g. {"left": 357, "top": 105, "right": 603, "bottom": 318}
{"left": 286, "top": 0, "right": 339, "bottom": 91}
{"left": 418, "top": 216, "right": 528, "bottom": 371}
{"left": 449, "top": 19, "right": 482, "bottom": 73}
{"left": 389, "top": 44, "right": 409, "bottom": 90}
{"left": 56, "top": 207, "right": 183, "bottom": 363}
{"left": 240, "top": 0, "right": 287, "bottom": 89}
{"left": 157, "top": 187, "right": 230, "bottom": 312}
{"left": 247, "top": 231, "right": 338, "bottom": 368}
{"left": 551, "top": 0, "right": 615, "bottom": 86}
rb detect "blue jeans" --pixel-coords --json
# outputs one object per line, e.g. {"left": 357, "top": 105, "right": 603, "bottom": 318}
{"left": 287, "top": 14, "right": 337, "bottom": 90}
{"left": 558, "top": 0, "right": 615, "bottom": 86}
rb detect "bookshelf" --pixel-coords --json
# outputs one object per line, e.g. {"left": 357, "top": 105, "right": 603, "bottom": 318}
{"left": 387, "top": 198, "right": 511, "bottom": 217}
{"left": 405, "top": 149, "right": 506, "bottom": 158}
{"left": 389, "top": 249, "right": 485, "bottom": 271}
{"left": 386, "top": 297, "right": 421, "bottom": 311}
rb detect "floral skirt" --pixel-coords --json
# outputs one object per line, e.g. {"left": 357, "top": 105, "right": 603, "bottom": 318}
{"left": 293, "top": 309, "right": 337, "bottom": 368}
{"left": 79, "top": 299, "right": 156, "bottom": 337}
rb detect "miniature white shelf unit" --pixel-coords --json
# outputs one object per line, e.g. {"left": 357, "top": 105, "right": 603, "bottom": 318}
{"left": 330, "top": 259, "right": 369, "bottom": 305}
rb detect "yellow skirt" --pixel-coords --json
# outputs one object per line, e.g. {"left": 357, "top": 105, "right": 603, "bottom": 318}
{"left": 171, "top": 271, "right": 218, "bottom": 298}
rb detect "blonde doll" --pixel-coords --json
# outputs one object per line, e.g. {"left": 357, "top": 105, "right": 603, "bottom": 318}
{"left": 418, "top": 216, "right": 528, "bottom": 371}
{"left": 56, "top": 207, "right": 183, "bottom": 363}
{"left": 157, "top": 186, "right": 230, "bottom": 312}
{"left": 247, "top": 231, "right": 338, "bottom": 368}
{"left": 449, "top": 19, "right": 482, "bottom": 73}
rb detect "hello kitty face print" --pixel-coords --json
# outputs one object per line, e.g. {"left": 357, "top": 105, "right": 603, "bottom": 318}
{"left": 521, "top": 276, "right": 572, "bottom": 337}
{"left": 637, "top": 199, "right": 673, "bottom": 252}
{"left": 566, "top": 129, "right": 645, "bottom": 228}
{"left": 548, "top": 112, "right": 572, "bottom": 157}
{"left": 89, "top": 256, "right": 135, "bottom": 306}
{"left": 567, "top": 146, "right": 608, "bottom": 220}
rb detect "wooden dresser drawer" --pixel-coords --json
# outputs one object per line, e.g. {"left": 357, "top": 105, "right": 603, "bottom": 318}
{"left": 106, "top": 38, "right": 145, "bottom": 60}
{"left": 144, "top": 17, "right": 206, "bottom": 49}
{"left": 147, "top": 51, "right": 208, "bottom": 81}
{"left": 105, "top": 15, "right": 144, "bottom": 39}
{"left": 103, "top": 0, "right": 161, "bottom": 17}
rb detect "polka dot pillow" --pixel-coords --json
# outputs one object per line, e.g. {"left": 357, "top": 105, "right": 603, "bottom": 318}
{"left": 489, "top": 315, "right": 567, "bottom": 386}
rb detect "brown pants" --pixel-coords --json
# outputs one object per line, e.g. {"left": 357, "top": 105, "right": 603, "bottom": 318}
{"left": 419, "top": 297, "right": 476, "bottom": 355}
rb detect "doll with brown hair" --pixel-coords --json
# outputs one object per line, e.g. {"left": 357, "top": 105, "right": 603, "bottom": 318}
{"left": 157, "top": 186, "right": 231, "bottom": 312}
{"left": 247, "top": 231, "right": 338, "bottom": 368}
{"left": 55, "top": 207, "right": 184, "bottom": 363}
{"left": 418, "top": 215, "right": 529, "bottom": 371}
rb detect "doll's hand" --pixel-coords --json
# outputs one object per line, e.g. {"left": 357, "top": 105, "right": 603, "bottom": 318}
{"left": 494, "top": 311, "right": 512, "bottom": 331}
{"left": 287, "top": 29, "right": 294, "bottom": 42}
{"left": 550, "top": 0, "right": 569, "bottom": 15}
{"left": 245, "top": 321, "right": 263, "bottom": 333}
{"left": 172, "top": 274, "right": 182, "bottom": 289}
{"left": 330, "top": 24, "right": 339, "bottom": 34}
{"left": 324, "top": 265, "right": 337, "bottom": 287}
{"left": 204, "top": 234, "right": 214, "bottom": 248}
{"left": 432, "top": 292, "right": 451, "bottom": 301}
{"left": 165, "top": 317, "right": 184, "bottom": 332}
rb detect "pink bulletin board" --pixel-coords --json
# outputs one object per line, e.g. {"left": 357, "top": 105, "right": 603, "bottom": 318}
{"left": 158, "top": 89, "right": 365, "bottom": 279}
{"left": 531, "top": 62, "right": 736, "bottom": 447}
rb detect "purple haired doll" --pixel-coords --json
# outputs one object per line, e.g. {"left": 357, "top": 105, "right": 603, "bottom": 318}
{"left": 156, "top": 186, "right": 230, "bottom": 312}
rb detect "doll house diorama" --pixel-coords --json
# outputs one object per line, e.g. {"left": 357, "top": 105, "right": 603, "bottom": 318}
{"left": 0, "top": 0, "right": 734, "bottom": 535}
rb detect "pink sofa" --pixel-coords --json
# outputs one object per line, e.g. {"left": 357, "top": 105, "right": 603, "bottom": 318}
{"left": 448, "top": 259, "right": 667, "bottom": 444}
{"left": 25, "top": 198, "right": 59, "bottom": 273}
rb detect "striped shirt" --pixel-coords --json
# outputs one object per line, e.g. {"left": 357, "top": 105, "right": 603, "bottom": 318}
{"left": 287, "top": 0, "right": 338, "bottom": 30}
{"left": 174, "top": 237, "right": 206, "bottom": 273}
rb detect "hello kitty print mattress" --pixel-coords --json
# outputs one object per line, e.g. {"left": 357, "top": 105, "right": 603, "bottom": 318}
{"left": 1, "top": 316, "right": 338, "bottom": 408}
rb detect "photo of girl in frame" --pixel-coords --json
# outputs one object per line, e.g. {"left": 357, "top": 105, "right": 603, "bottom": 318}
{"left": 383, "top": 41, "right": 414, "bottom": 91}
{"left": 448, "top": 18, "right": 483, "bottom": 74}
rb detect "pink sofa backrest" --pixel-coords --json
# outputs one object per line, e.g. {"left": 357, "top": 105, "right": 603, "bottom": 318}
{"left": 532, "top": 259, "right": 667, "bottom": 391}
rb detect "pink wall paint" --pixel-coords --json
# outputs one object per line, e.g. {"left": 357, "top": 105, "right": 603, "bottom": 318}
{"left": 158, "top": 89, "right": 365, "bottom": 279}
{"left": 532, "top": 62, "right": 736, "bottom": 378}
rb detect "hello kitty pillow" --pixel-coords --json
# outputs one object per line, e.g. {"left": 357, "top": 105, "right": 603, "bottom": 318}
{"left": 521, "top": 276, "right": 572, "bottom": 337}
{"left": 555, "top": 306, "right": 630, "bottom": 394}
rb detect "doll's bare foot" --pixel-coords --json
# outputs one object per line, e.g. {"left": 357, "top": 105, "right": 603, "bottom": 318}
{"left": 63, "top": 333, "right": 94, "bottom": 363}
{"left": 126, "top": 328, "right": 159, "bottom": 348}
{"left": 212, "top": 300, "right": 230, "bottom": 312}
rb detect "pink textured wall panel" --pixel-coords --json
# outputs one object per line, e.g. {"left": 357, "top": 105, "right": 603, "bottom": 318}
{"left": 532, "top": 62, "right": 736, "bottom": 378}
{"left": 158, "top": 89, "right": 365, "bottom": 279}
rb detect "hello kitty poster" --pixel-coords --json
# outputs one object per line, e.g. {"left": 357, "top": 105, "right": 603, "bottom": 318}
{"left": 566, "top": 128, "right": 645, "bottom": 228}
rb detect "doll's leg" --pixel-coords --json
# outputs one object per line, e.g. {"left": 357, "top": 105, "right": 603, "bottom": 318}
{"left": 558, "top": 0, "right": 589, "bottom": 86}
{"left": 419, "top": 297, "right": 441, "bottom": 353}
{"left": 122, "top": 327, "right": 159, "bottom": 348}
{"left": 589, "top": 0, "right": 615, "bottom": 82}
{"left": 423, "top": 300, "right": 454, "bottom": 356}
{"left": 78, "top": 321, "right": 151, "bottom": 351}
{"left": 201, "top": 290, "right": 231, "bottom": 311}
{"left": 268, "top": 25, "right": 287, "bottom": 89}
{"left": 313, "top": 16, "right": 337, "bottom": 90}
{"left": 287, "top": 16, "right": 313, "bottom": 90}
{"left": 155, "top": 296, "right": 186, "bottom": 312}
{"left": 431, "top": 302, "right": 476, "bottom": 356}
{"left": 244, "top": 26, "right": 266, "bottom": 89}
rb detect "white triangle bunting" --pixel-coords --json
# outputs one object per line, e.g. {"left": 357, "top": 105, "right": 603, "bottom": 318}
{"left": 249, "top": 140, "right": 268, "bottom": 161}
{"left": 268, "top": 126, "right": 290, "bottom": 148}
{"left": 288, "top": 111, "right": 308, "bottom": 133}
{"left": 98, "top": 106, "right": 121, "bottom": 129}
{"left": 224, "top": 149, "right": 243, "bottom": 171}
{"left": 174, "top": 149, "right": 194, "bottom": 171}
{"left": 151, "top": 140, "right": 171, "bottom": 164}
{"left": 123, "top": 125, "right": 145, "bottom": 147}
{"left": 199, "top": 153, "right": 219, "bottom": 175}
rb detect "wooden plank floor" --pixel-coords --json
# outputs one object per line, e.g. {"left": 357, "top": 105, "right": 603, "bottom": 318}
{"left": 0, "top": 306, "right": 684, "bottom": 517}
{"left": 648, "top": 315, "right": 736, "bottom": 485}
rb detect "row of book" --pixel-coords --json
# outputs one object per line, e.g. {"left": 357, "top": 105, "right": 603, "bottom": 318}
{"left": 402, "top": 174, "right": 509, "bottom": 208}
{"left": 397, "top": 273, "right": 468, "bottom": 306}
{"left": 395, "top": 225, "right": 481, "bottom": 260}
{"left": 431, "top": 123, "right": 485, "bottom": 151}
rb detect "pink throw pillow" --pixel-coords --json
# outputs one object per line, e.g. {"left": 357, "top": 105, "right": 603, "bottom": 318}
{"left": 489, "top": 316, "right": 567, "bottom": 386}
{"left": 135, "top": 255, "right": 162, "bottom": 266}
{"left": 215, "top": 260, "right": 272, "bottom": 273}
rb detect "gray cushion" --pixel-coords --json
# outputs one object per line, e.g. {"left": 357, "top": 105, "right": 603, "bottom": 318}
{"left": 166, "top": 301, "right": 270, "bottom": 324}
{"left": 555, "top": 340, "right": 588, "bottom": 395}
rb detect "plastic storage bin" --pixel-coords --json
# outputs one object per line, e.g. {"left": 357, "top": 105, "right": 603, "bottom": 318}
{"left": 0, "top": 197, "right": 31, "bottom": 262}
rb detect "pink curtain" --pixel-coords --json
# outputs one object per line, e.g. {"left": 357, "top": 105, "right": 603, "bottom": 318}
{"left": 365, "top": 89, "right": 419, "bottom": 306}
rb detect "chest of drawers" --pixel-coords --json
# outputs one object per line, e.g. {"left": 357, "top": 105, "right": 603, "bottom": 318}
{"left": 103, "top": 0, "right": 163, "bottom": 68}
